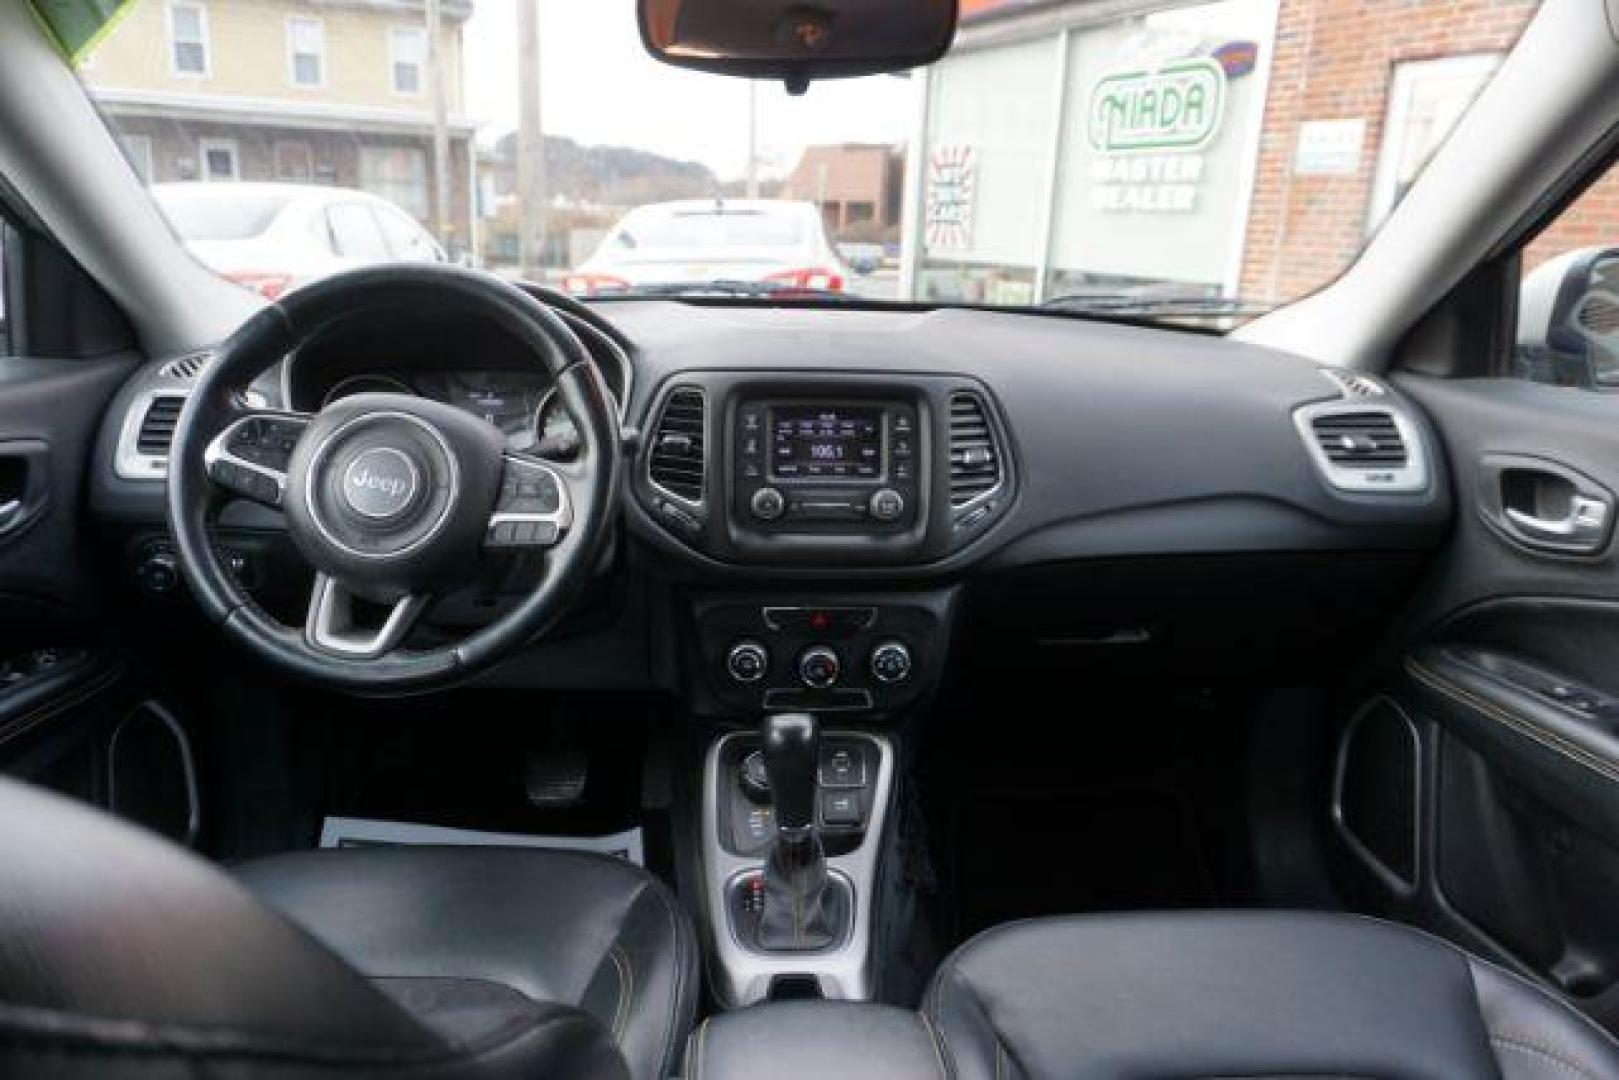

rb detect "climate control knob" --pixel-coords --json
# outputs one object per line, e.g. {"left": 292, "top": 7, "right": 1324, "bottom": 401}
{"left": 868, "top": 487, "right": 905, "bottom": 522}
{"left": 750, "top": 487, "right": 786, "bottom": 522}
{"left": 798, "top": 646, "right": 841, "bottom": 689}
{"left": 870, "top": 640, "right": 913, "bottom": 684}
{"left": 726, "top": 640, "right": 769, "bottom": 683}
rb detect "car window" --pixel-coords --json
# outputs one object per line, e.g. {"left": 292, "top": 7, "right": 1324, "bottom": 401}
{"left": 1513, "top": 164, "right": 1619, "bottom": 389}
{"left": 153, "top": 192, "right": 289, "bottom": 241}
{"left": 619, "top": 212, "right": 807, "bottom": 251}
{"left": 374, "top": 207, "right": 440, "bottom": 262}
{"left": 327, "top": 204, "right": 389, "bottom": 260}
{"left": 71, "top": 0, "right": 1541, "bottom": 325}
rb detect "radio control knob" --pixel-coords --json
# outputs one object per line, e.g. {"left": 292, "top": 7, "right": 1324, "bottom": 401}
{"left": 798, "top": 646, "right": 841, "bottom": 689}
{"left": 869, "top": 487, "right": 905, "bottom": 522}
{"left": 726, "top": 640, "right": 769, "bottom": 683}
{"left": 750, "top": 486, "right": 786, "bottom": 522}
{"left": 870, "top": 640, "right": 913, "bottom": 684}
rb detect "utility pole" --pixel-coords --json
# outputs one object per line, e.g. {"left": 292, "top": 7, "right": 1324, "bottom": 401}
{"left": 426, "top": 0, "right": 453, "bottom": 253}
{"left": 745, "top": 81, "right": 760, "bottom": 198}
{"left": 517, "top": 0, "right": 547, "bottom": 280}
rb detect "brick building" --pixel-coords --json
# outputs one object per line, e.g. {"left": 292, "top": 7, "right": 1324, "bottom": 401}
{"left": 903, "top": 0, "right": 1613, "bottom": 307}
{"left": 780, "top": 144, "right": 904, "bottom": 240}
{"left": 80, "top": 0, "right": 477, "bottom": 251}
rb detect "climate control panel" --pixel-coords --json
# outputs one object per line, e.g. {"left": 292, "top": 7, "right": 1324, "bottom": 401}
{"left": 691, "top": 593, "right": 954, "bottom": 716}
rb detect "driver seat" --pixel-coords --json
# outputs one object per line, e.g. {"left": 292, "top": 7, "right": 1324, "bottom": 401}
{"left": 0, "top": 777, "right": 695, "bottom": 1080}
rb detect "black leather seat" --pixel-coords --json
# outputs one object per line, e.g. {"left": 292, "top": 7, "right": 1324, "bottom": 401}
{"left": 0, "top": 778, "right": 695, "bottom": 1079}
{"left": 236, "top": 846, "right": 697, "bottom": 1080}
{"left": 923, "top": 910, "right": 1619, "bottom": 1079}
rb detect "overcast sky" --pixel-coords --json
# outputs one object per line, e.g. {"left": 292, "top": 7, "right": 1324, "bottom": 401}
{"left": 461, "top": 0, "right": 917, "bottom": 181}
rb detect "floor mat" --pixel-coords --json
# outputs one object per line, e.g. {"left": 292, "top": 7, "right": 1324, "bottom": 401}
{"left": 319, "top": 815, "right": 645, "bottom": 865}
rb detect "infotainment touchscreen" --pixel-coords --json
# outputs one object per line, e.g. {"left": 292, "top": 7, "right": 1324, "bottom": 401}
{"left": 769, "top": 405, "right": 884, "bottom": 480}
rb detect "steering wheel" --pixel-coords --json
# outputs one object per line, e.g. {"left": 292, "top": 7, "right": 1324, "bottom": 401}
{"left": 165, "top": 265, "right": 622, "bottom": 694}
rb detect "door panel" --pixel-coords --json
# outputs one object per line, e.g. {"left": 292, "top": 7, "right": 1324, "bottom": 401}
{"left": 1339, "top": 374, "right": 1619, "bottom": 1030}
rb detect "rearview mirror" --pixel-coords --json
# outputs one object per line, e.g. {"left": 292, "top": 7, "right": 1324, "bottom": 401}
{"left": 638, "top": 0, "right": 957, "bottom": 92}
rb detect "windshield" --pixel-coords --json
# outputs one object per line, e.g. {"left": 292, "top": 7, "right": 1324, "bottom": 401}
{"left": 65, "top": 0, "right": 1538, "bottom": 327}
{"left": 152, "top": 189, "right": 292, "bottom": 241}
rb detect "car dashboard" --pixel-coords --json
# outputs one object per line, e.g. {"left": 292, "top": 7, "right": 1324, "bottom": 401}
{"left": 89, "top": 294, "right": 1452, "bottom": 715}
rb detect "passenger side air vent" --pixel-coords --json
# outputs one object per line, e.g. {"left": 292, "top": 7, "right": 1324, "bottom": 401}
{"left": 948, "top": 391, "right": 1001, "bottom": 508}
{"left": 136, "top": 395, "right": 186, "bottom": 457}
{"left": 1294, "top": 401, "right": 1428, "bottom": 495}
{"left": 158, "top": 350, "right": 212, "bottom": 380}
{"left": 648, "top": 387, "right": 706, "bottom": 503}
{"left": 1311, "top": 411, "right": 1407, "bottom": 467}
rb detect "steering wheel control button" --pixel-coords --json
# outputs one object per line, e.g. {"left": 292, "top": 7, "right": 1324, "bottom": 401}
{"left": 870, "top": 640, "right": 913, "bottom": 684}
{"left": 487, "top": 456, "right": 570, "bottom": 550}
{"left": 868, "top": 487, "right": 905, "bottom": 522}
{"left": 750, "top": 486, "right": 786, "bottom": 522}
{"left": 798, "top": 645, "right": 841, "bottom": 689}
{"left": 340, "top": 447, "right": 422, "bottom": 522}
{"left": 726, "top": 640, "right": 770, "bottom": 683}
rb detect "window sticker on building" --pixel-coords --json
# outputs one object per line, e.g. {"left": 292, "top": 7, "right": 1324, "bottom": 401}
{"left": 1088, "top": 58, "right": 1226, "bottom": 154}
{"left": 924, "top": 145, "right": 977, "bottom": 252}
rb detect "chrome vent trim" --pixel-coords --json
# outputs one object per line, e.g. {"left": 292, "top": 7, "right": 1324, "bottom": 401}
{"left": 1293, "top": 400, "right": 1429, "bottom": 495}
{"left": 115, "top": 390, "right": 189, "bottom": 481}
{"left": 647, "top": 386, "right": 707, "bottom": 505}
{"left": 158, "top": 350, "right": 213, "bottom": 380}
{"left": 948, "top": 391, "right": 1001, "bottom": 509}
{"left": 1319, "top": 368, "right": 1386, "bottom": 398}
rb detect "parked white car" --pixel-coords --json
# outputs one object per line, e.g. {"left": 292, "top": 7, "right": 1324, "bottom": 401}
{"left": 565, "top": 199, "right": 851, "bottom": 296}
{"left": 151, "top": 182, "right": 446, "bottom": 299}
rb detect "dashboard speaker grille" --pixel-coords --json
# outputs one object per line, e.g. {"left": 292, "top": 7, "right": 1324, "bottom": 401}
{"left": 1311, "top": 410, "right": 1407, "bottom": 467}
{"left": 649, "top": 387, "right": 706, "bottom": 502}
{"left": 948, "top": 391, "right": 1000, "bottom": 507}
{"left": 136, "top": 395, "right": 186, "bottom": 457}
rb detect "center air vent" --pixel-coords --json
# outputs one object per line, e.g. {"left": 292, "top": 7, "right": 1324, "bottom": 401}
{"left": 948, "top": 391, "right": 1001, "bottom": 508}
{"left": 1311, "top": 411, "right": 1408, "bottom": 467}
{"left": 648, "top": 387, "right": 706, "bottom": 503}
{"left": 136, "top": 395, "right": 186, "bottom": 457}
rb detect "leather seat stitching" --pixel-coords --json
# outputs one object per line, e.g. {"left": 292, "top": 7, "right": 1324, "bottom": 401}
{"left": 1406, "top": 659, "right": 1619, "bottom": 783}
{"left": 692, "top": 1016, "right": 710, "bottom": 1080}
{"left": 1492, "top": 1033, "right": 1601, "bottom": 1080}
{"left": 647, "top": 877, "right": 695, "bottom": 1080}
{"left": 917, "top": 1012, "right": 952, "bottom": 1080}
{"left": 607, "top": 944, "right": 634, "bottom": 1040}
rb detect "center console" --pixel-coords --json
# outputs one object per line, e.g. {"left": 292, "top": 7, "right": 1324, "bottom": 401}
{"left": 702, "top": 719, "right": 894, "bottom": 1007}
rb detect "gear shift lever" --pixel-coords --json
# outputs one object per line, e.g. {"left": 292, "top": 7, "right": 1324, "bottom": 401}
{"left": 763, "top": 712, "right": 819, "bottom": 830}
{"left": 756, "top": 713, "right": 843, "bottom": 950}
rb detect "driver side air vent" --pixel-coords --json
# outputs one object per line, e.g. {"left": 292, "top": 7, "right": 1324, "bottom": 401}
{"left": 648, "top": 387, "right": 706, "bottom": 503}
{"left": 948, "top": 391, "right": 1001, "bottom": 507}
{"left": 136, "top": 394, "right": 186, "bottom": 456}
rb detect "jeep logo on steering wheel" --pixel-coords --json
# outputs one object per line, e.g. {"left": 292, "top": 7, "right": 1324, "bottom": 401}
{"left": 341, "top": 447, "right": 420, "bottom": 521}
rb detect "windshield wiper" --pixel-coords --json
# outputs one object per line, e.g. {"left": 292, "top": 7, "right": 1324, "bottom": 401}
{"left": 1040, "top": 293, "right": 1273, "bottom": 318}
{"left": 598, "top": 280, "right": 848, "bottom": 300}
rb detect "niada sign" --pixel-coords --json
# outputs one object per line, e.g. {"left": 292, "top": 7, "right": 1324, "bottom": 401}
{"left": 1088, "top": 58, "right": 1227, "bottom": 154}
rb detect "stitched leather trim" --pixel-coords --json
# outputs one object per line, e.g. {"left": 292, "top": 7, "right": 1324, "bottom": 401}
{"left": 606, "top": 944, "right": 634, "bottom": 1040}
{"left": 917, "top": 1012, "right": 952, "bottom": 1080}
{"left": 1492, "top": 1034, "right": 1602, "bottom": 1080}
{"left": 1405, "top": 658, "right": 1619, "bottom": 784}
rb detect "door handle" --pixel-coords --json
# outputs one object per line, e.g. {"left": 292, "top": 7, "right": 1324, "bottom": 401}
{"left": 1506, "top": 495, "right": 1611, "bottom": 546}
